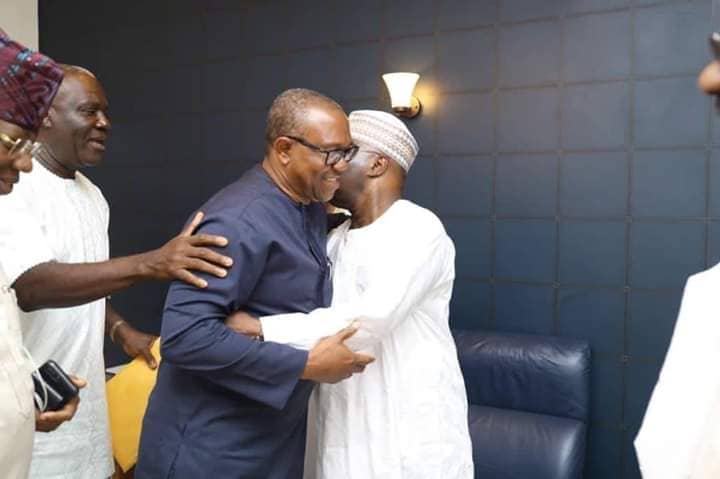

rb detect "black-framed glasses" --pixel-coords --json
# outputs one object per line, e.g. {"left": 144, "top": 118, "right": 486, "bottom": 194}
{"left": 0, "top": 133, "right": 42, "bottom": 159}
{"left": 285, "top": 135, "right": 359, "bottom": 166}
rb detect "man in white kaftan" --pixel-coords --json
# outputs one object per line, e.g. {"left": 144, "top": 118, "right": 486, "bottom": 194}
{"left": 232, "top": 110, "right": 473, "bottom": 479}
{"left": 0, "top": 31, "right": 87, "bottom": 479}
{"left": 634, "top": 262, "right": 720, "bottom": 479}
{"left": 0, "top": 157, "right": 113, "bottom": 478}
{"left": 0, "top": 66, "right": 232, "bottom": 479}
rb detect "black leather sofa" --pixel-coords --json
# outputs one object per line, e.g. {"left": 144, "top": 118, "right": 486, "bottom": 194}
{"left": 453, "top": 330, "right": 591, "bottom": 479}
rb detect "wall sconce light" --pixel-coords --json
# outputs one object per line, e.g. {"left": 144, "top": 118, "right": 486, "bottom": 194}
{"left": 382, "top": 72, "right": 422, "bottom": 119}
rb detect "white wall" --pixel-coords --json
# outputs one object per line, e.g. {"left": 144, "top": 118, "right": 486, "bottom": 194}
{"left": 0, "top": 0, "right": 38, "bottom": 50}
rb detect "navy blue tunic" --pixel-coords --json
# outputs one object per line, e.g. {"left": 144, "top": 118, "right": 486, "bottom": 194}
{"left": 136, "top": 164, "right": 332, "bottom": 479}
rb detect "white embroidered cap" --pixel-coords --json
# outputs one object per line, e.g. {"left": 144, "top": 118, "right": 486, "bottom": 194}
{"left": 348, "top": 110, "right": 419, "bottom": 172}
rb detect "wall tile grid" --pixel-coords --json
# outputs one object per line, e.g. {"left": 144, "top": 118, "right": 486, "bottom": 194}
{"left": 39, "top": 1, "right": 715, "bottom": 477}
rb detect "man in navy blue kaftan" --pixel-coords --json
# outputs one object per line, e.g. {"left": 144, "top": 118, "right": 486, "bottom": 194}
{"left": 135, "top": 89, "right": 371, "bottom": 479}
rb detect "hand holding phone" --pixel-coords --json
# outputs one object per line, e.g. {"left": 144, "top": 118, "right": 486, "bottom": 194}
{"left": 32, "top": 360, "right": 81, "bottom": 412}
{"left": 35, "top": 375, "right": 86, "bottom": 433}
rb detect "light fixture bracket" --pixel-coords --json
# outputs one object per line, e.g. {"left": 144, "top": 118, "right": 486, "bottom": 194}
{"left": 392, "top": 96, "right": 422, "bottom": 119}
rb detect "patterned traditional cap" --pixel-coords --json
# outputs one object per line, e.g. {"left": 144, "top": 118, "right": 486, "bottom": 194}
{"left": 349, "top": 110, "right": 419, "bottom": 172}
{"left": 0, "top": 28, "right": 63, "bottom": 132}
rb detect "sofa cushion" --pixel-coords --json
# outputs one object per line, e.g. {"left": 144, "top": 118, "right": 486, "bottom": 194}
{"left": 469, "top": 404, "right": 587, "bottom": 479}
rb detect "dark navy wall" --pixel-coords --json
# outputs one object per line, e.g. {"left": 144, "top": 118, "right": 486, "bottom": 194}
{"left": 39, "top": 1, "right": 715, "bottom": 477}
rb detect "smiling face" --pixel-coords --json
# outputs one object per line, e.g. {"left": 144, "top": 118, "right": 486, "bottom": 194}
{"left": 39, "top": 70, "right": 111, "bottom": 171}
{"left": 284, "top": 105, "right": 353, "bottom": 203}
{"left": 0, "top": 119, "right": 34, "bottom": 195}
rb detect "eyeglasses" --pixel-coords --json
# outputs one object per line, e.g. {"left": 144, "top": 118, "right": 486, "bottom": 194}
{"left": 285, "top": 135, "right": 359, "bottom": 166}
{"left": 0, "top": 133, "right": 43, "bottom": 159}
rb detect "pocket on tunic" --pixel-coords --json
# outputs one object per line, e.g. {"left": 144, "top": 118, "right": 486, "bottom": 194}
{"left": 0, "top": 359, "right": 33, "bottom": 420}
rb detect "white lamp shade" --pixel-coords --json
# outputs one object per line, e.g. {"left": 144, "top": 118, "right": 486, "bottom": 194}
{"left": 382, "top": 72, "right": 420, "bottom": 109}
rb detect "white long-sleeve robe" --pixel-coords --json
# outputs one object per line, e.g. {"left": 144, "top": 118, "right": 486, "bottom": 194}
{"left": 0, "top": 266, "right": 34, "bottom": 479}
{"left": 261, "top": 199, "right": 473, "bottom": 479}
{"left": 0, "top": 161, "right": 113, "bottom": 479}
{"left": 634, "top": 262, "right": 720, "bottom": 478}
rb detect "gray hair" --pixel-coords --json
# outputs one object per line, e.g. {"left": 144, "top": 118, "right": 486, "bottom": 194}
{"left": 265, "top": 88, "right": 344, "bottom": 147}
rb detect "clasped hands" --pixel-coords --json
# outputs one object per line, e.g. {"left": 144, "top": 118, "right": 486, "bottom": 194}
{"left": 225, "top": 310, "right": 374, "bottom": 384}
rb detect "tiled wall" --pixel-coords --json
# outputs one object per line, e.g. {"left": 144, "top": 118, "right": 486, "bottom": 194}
{"left": 39, "top": 0, "right": 716, "bottom": 477}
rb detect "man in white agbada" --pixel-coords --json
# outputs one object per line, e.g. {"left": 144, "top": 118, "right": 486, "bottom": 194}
{"left": 0, "top": 66, "right": 232, "bottom": 478}
{"left": 634, "top": 264, "right": 720, "bottom": 478}
{"left": 633, "top": 52, "right": 720, "bottom": 479}
{"left": 228, "top": 110, "right": 474, "bottom": 479}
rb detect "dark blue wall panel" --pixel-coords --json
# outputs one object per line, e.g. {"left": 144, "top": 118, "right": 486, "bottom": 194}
{"left": 38, "top": 1, "right": 715, "bottom": 477}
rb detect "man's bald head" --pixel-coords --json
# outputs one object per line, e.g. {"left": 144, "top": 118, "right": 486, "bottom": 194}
{"left": 37, "top": 64, "right": 110, "bottom": 176}
{"left": 61, "top": 64, "right": 96, "bottom": 78}
{"left": 52, "top": 65, "right": 97, "bottom": 101}
{"left": 265, "top": 88, "right": 345, "bottom": 148}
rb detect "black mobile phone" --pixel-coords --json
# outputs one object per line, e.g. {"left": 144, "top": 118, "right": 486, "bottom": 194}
{"left": 32, "top": 360, "right": 79, "bottom": 412}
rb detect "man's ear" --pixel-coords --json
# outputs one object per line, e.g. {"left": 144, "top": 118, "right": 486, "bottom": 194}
{"left": 41, "top": 107, "right": 55, "bottom": 129}
{"left": 368, "top": 155, "right": 390, "bottom": 178}
{"left": 272, "top": 137, "right": 293, "bottom": 166}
